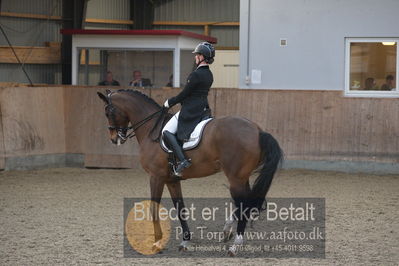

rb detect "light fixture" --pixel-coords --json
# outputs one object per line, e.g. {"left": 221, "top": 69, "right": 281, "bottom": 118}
{"left": 382, "top": 42, "right": 396, "bottom": 46}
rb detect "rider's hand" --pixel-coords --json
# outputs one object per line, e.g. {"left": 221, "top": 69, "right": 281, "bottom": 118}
{"left": 163, "top": 100, "right": 170, "bottom": 108}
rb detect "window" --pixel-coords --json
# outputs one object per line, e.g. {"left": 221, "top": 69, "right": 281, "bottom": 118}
{"left": 77, "top": 48, "right": 173, "bottom": 87}
{"left": 345, "top": 38, "right": 398, "bottom": 97}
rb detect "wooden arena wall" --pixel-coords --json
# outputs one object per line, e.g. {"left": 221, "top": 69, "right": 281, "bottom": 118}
{"left": 0, "top": 86, "right": 398, "bottom": 170}
{"left": 0, "top": 86, "right": 66, "bottom": 169}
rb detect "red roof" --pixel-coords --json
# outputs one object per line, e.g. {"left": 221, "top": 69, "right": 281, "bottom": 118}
{"left": 60, "top": 29, "right": 217, "bottom": 44}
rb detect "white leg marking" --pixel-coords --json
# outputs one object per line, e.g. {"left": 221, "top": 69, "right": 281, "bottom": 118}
{"left": 179, "top": 240, "right": 191, "bottom": 251}
{"left": 228, "top": 234, "right": 244, "bottom": 256}
{"left": 152, "top": 240, "right": 162, "bottom": 250}
{"left": 223, "top": 213, "right": 235, "bottom": 231}
{"left": 222, "top": 214, "right": 236, "bottom": 242}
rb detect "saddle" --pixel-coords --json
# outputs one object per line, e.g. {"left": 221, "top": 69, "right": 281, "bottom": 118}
{"left": 160, "top": 117, "right": 213, "bottom": 153}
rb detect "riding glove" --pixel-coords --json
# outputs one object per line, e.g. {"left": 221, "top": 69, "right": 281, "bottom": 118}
{"left": 163, "top": 100, "right": 170, "bottom": 108}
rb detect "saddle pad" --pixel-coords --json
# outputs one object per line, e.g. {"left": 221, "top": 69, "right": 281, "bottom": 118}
{"left": 161, "top": 118, "right": 213, "bottom": 153}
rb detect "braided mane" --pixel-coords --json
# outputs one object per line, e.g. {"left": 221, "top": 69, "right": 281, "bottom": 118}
{"left": 117, "top": 89, "right": 161, "bottom": 109}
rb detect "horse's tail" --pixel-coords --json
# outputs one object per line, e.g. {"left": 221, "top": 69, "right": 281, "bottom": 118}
{"left": 251, "top": 131, "right": 283, "bottom": 212}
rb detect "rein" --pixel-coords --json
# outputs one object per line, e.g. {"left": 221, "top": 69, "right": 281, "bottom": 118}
{"left": 108, "top": 107, "right": 165, "bottom": 141}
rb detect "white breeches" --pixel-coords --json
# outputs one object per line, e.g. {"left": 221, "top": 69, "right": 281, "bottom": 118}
{"left": 162, "top": 111, "right": 180, "bottom": 134}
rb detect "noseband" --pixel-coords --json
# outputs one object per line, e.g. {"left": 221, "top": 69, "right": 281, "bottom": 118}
{"left": 108, "top": 124, "right": 133, "bottom": 141}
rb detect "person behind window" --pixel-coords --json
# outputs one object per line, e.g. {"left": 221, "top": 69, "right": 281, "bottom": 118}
{"left": 166, "top": 74, "right": 173, "bottom": 87}
{"left": 128, "top": 70, "right": 152, "bottom": 87}
{"left": 380, "top": 75, "right": 395, "bottom": 91}
{"left": 98, "top": 71, "right": 120, "bottom": 86}
{"left": 364, "top": 77, "right": 377, "bottom": 90}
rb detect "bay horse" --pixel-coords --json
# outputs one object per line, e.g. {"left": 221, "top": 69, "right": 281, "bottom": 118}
{"left": 97, "top": 89, "right": 283, "bottom": 256}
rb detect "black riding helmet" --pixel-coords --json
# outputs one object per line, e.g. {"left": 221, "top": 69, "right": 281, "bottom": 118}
{"left": 192, "top": 42, "right": 215, "bottom": 64}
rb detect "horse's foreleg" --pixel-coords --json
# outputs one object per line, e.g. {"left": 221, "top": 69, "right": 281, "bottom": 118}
{"left": 150, "top": 175, "right": 165, "bottom": 251}
{"left": 166, "top": 180, "right": 192, "bottom": 251}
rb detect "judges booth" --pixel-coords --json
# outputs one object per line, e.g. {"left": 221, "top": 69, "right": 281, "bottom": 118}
{"left": 60, "top": 29, "right": 217, "bottom": 87}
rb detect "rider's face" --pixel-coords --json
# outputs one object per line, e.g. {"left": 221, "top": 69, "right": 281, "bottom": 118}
{"left": 195, "top": 54, "right": 204, "bottom": 65}
{"left": 133, "top": 71, "right": 142, "bottom": 80}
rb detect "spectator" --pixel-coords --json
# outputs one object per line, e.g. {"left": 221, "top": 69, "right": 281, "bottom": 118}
{"left": 166, "top": 74, "right": 173, "bottom": 87}
{"left": 128, "top": 70, "right": 152, "bottom": 87}
{"left": 380, "top": 74, "right": 395, "bottom": 91}
{"left": 98, "top": 71, "right": 120, "bottom": 86}
{"left": 364, "top": 77, "right": 377, "bottom": 90}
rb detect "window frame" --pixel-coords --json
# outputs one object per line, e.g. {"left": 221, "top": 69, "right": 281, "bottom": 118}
{"left": 344, "top": 37, "right": 399, "bottom": 98}
{"left": 76, "top": 47, "right": 174, "bottom": 87}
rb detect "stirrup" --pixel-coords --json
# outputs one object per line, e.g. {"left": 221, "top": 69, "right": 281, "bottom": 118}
{"left": 173, "top": 159, "right": 192, "bottom": 177}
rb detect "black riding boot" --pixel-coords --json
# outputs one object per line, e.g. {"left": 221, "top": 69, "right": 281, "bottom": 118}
{"left": 163, "top": 131, "right": 192, "bottom": 176}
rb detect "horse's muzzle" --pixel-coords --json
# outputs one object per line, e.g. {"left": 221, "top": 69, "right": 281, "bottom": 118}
{"left": 111, "top": 130, "right": 127, "bottom": 145}
{"left": 111, "top": 136, "right": 127, "bottom": 146}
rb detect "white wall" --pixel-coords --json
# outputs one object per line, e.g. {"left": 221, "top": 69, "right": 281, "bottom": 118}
{"left": 240, "top": 0, "right": 399, "bottom": 90}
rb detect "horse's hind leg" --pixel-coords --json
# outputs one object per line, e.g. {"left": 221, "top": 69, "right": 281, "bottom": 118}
{"left": 227, "top": 181, "right": 251, "bottom": 256}
{"left": 222, "top": 182, "right": 250, "bottom": 242}
{"left": 222, "top": 209, "right": 236, "bottom": 242}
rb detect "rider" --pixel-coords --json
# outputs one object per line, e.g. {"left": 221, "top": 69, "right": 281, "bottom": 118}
{"left": 162, "top": 42, "right": 215, "bottom": 176}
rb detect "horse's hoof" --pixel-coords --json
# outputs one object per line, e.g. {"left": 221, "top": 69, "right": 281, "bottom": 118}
{"left": 178, "top": 240, "right": 190, "bottom": 252}
{"left": 228, "top": 245, "right": 238, "bottom": 256}
{"left": 152, "top": 240, "right": 162, "bottom": 253}
{"left": 227, "top": 235, "right": 243, "bottom": 256}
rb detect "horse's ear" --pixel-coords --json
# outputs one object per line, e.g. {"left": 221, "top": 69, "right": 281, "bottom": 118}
{"left": 97, "top": 92, "right": 109, "bottom": 104}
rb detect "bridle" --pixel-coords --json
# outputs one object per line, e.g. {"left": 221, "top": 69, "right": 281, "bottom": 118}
{"left": 105, "top": 96, "right": 164, "bottom": 141}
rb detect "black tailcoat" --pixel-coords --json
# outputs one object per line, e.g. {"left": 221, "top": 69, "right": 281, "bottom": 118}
{"left": 168, "top": 65, "right": 213, "bottom": 142}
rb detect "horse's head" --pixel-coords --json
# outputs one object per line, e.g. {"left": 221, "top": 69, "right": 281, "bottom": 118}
{"left": 97, "top": 90, "right": 131, "bottom": 145}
